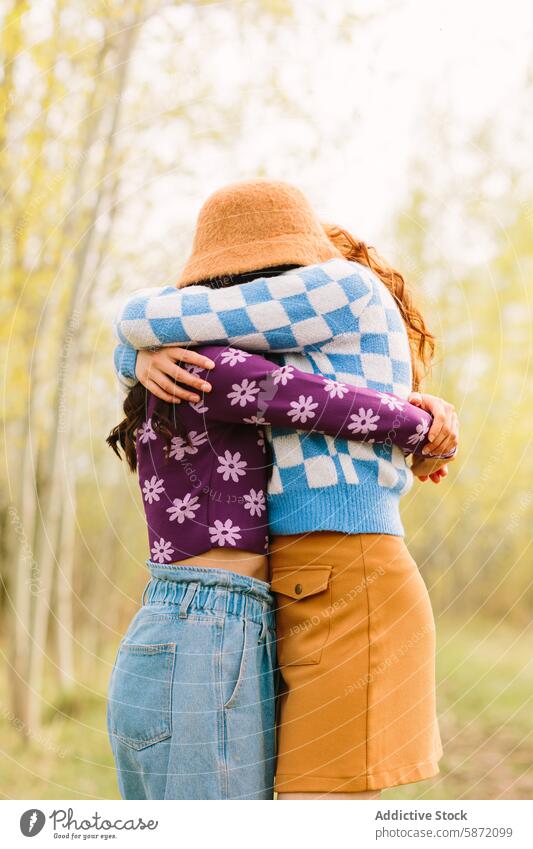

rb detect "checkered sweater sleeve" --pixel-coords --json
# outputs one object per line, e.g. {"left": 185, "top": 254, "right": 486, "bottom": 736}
{"left": 113, "top": 343, "right": 139, "bottom": 391}
{"left": 113, "top": 259, "right": 373, "bottom": 386}
{"left": 192, "top": 347, "right": 454, "bottom": 459}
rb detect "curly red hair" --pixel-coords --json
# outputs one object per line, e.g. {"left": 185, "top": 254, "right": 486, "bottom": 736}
{"left": 323, "top": 224, "right": 435, "bottom": 390}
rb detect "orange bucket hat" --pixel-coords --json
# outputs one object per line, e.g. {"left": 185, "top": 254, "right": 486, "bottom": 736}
{"left": 177, "top": 178, "right": 343, "bottom": 287}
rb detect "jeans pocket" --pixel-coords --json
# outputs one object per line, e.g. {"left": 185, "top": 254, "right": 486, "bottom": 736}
{"left": 108, "top": 641, "right": 176, "bottom": 750}
{"left": 221, "top": 618, "right": 249, "bottom": 711}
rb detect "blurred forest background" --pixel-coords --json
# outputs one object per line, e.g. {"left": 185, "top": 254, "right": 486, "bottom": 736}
{"left": 0, "top": 0, "right": 531, "bottom": 799}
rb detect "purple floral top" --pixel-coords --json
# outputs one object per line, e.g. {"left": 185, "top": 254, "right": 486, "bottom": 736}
{"left": 137, "top": 345, "right": 448, "bottom": 563}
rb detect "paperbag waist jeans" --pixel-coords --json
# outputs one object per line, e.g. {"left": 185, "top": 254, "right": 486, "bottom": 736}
{"left": 107, "top": 562, "right": 277, "bottom": 800}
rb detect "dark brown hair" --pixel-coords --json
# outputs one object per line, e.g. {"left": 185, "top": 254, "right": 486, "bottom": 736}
{"left": 106, "top": 384, "right": 179, "bottom": 472}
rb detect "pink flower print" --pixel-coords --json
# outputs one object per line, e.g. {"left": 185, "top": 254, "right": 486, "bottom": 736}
{"left": 227, "top": 378, "right": 261, "bottom": 407}
{"left": 287, "top": 395, "right": 319, "bottom": 424}
{"left": 407, "top": 418, "right": 430, "bottom": 447}
{"left": 142, "top": 475, "right": 165, "bottom": 504}
{"left": 168, "top": 430, "right": 208, "bottom": 461}
{"left": 378, "top": 392, "right": 405, "bottom": 412}
{"left": 189, "top": 397, "right": 209, "bottom": 414}
{"left": 209, "top": 519, "right": 242, "bottom": 547}
{"left": 242, "top": 415, "right": 269, "bottom": 452}
{"left": 166, "top": 492, "right": 201, "bottom": 524}
{"left": 242, "top": 414, "right": 270, "bottom": 426}
{"left": 272, "top": 365, "right": 294, "bottom": 386}
{"left": 243, "top": 488, "right": 266, "bottom": 517}
{"left": 151, "top": 537, "right": 174, "bottom": 563}
{"left": 168, "top": 435, "right": 187, "bottom": 461}
{"left": 138, "top": 419, "right": 157, "bottom": 444}
{"left": 216, "top": 450, "right": 248, "bottom": 482}
{"left": 348, "top": 408, "right": 380, "bottom": 435}
{"left": 322, "top": 378, "right": 349, "bottom": 399}
{"left": 220, "top": 348, "right": 252, "bottom": 366}
{"left": 189, "top": 430, "right": 208, "bottom": 448}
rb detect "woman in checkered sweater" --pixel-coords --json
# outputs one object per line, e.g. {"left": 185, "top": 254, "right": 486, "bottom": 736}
{"left": 112, "top": 180, "right": 458, "bottom": 800}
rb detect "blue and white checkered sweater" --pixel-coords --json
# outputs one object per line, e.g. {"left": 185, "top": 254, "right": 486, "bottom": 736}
{"left": 114, "top": 258, "right": 414, "bottom": 536}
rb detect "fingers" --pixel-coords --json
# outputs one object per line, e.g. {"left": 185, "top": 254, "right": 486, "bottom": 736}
{"left": 135, "top": 348, "right": 214, "bottom": 404}
{"left": 415, "top": 465, "right": 447, "bottom": 484}
{"left": 415, "top": 466, "right": 448, "bottom": 483}
{"left": 416, "top": 394, "right": 457, "bottom": 452}
{"left": 423, "top": 402, "right": 458, "bottom": 457}
{"left": 145, "top": 379, "right": 179, "bottom": 404}
{"left": 438, "top": 411, "right": 459, "bottom": 457}
{"left": 165, "top": 361, "right": 212, "bottom": 393}
{"left": 409, "top": 393, "right": 459, "bottom": 458}
{"left": 152, "top": 370, "right": 201, "bottom": 404}
{"left": 428, "top": 428, "right": 449, "bottom": 456}
{"left": 426, "top": 403, "right": 446, "bottom": 446}
{"left": 164, "top": 347, "right": 215, "bottom": 371}
{"left": 159, "top": 348, "right": 213, "bottom": 393}
{"left": 408, "top": 392, "right": 424, "bottom": 407}
{"left": 429, "top": 407, "right": 458, "bottom": 456}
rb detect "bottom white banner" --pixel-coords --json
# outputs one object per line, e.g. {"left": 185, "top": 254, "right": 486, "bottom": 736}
{"left": 3, "top": 799, "right": 532, "bottom": 848}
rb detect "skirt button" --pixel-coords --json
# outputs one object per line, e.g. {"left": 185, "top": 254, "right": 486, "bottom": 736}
{"left": 294, "top": 583, "right": 303, "bottom": 595}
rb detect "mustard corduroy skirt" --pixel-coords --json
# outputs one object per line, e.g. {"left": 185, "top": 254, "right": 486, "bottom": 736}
{"left": 270, "top": 532, "right": 443, "bottom": 793}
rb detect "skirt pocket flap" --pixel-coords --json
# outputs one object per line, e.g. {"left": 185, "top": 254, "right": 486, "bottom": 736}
{"left": 270, "top": 565, "right": 332, "bottom": 600}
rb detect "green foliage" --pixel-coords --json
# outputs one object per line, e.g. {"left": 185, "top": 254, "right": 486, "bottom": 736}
{"left": 396, "top": 163, "right": 533, "bottom": 624}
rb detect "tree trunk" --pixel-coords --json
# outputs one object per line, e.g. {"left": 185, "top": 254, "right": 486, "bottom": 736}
{"left": 27, "top": 20, "right": 139, "bottom": 731}
{"left": 55, "top": 470, "right": 76, "bottom": 690}
{"left": 8, "top": 433, "right": 37, "bottom": 728}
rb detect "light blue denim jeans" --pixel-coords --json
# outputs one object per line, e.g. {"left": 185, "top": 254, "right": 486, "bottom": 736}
{"left": 107, "top": 562, "right": 276, "bottom": 800}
